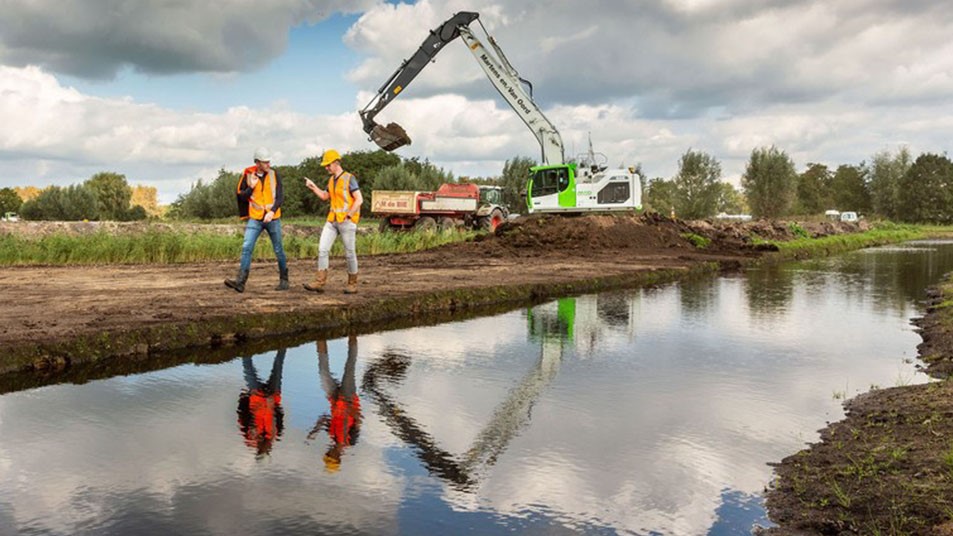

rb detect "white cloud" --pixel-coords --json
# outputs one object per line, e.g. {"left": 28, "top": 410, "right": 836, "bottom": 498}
{"left": 0, "top": 65, "right": 367, "bottom": 202}
{"left": 0, "top": 0, "right": 378, "bottom": 79}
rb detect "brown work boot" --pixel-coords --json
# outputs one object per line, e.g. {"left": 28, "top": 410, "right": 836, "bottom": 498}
{"left": 344, "top": 272, "right": 358, "bottom": 294}
{"left": 303, "top": 269, "right": 328, "bottom": 292}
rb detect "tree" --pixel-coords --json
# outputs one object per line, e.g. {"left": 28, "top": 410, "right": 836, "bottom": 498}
{"left": 868, "top": 147, "right": 912, "bottom": 219}
{"left": 715, "top": 182, "right": 747, "bottom": 215}
{"left": 0, "top": 187, "right": 22, "bottom": 214}
{"left": 742, "top": 146, "right": 798, "bottom": 218}
{"left": 131, "top": 185, "right": 161, "bottom": 217}
{"left": 500, "top": 156, "right": 536, "bottom": 214}
{"left": 643, "top": 178, "right": 678, "bottom": 217}
{"left": 171, "top": 169, "right": 239, "bottom": 220}
{"left": 85, "top": 172, "right": 132, "bottom": 221}
{"left": 19, "top": 184, "right": 99, "bottom": 220}
{"left": 671, "top": 149, "right": 722, "bottom": 219}
{"left": 896, "top": 153, "right": 953, "bottom": 223}
{"left": 830, "top": 164, "right": 871, "bottom": 214}
{"left": 14, "top": 186, "right": 41, "bottom": 203}
{"left": 796, "top": 163, "right": 833, "bottom": 215}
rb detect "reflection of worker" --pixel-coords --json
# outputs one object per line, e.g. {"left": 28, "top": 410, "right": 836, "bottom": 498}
{"left": 307, "top": 336, "right": 362, "bottom": 472}
{"left": 303, "top": 149, "right": 363, "bottom": 294}
{"left": 225, "top": 147, "right": 289, "bottom": 293}
{"left": 237, "top": 349, "right": 286, "bottom": 457}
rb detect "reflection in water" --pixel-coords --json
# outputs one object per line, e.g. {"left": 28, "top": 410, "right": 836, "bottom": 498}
{"left": 6, "top": 241, "right": 953, "bottom": 535}
{"left": 237, "top": 348, "right": 286, "bottom": 457}
{"left": 308, "top": 336, "right": 362, "bottom": 473}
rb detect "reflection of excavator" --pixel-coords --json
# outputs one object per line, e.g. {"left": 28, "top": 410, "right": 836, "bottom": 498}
{"left": 359, "top": 11, "right": 642, "bottom": 214}
{"left": 360, "top": 295, "right": 631, "bottom": 490}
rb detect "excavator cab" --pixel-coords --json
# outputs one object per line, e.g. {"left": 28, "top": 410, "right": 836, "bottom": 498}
{"left": 526, "top": 163, "right": 577, "bottom": 213}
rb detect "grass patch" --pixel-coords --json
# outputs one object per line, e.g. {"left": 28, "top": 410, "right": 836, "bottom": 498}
{"left": 681, "top": 232, "right": 711, "bottom": 249}
{"left": 0, "top": 226, "right": 477, "bottom": 265}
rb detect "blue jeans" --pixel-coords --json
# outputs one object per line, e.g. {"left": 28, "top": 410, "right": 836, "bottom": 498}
{"left": 240, "top": 219, "right": 287, "bottom": 273}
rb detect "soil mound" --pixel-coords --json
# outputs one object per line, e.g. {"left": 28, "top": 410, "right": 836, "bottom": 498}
{"left": 433, "top": 212, "right": 869, "bottom": 260}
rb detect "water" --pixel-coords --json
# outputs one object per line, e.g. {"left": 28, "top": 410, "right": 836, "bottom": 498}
{"left": 4, "top": 240, "right": 953, "bottom": 535}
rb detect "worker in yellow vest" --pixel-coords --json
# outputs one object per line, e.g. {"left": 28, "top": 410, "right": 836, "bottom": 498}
{"left": 303, "top": 149, "right": 362, "bottom": 294}
{"left": 225, "top": 147, "right": 289, "bottom": 293}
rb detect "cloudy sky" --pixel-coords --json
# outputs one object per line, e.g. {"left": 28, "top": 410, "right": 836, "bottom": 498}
{"left": 1, "top": 0, "right": 950, "bottom": 203}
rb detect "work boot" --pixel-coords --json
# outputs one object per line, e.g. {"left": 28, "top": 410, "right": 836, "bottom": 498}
{"left": 303, "top": 269, "right": 328, "bottom": 292}
{"left": 224, "top": 269, "right": 249, "bottom": 293}
{"left": 275, "top": 267, "right": 289, "bottom": 291}
{"left": 344, "top": 272, "right": 358, "bottom": 294}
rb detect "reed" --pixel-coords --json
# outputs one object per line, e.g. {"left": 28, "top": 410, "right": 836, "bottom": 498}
{"left": 0, "top": 227, "right": 477, "bottom": 266}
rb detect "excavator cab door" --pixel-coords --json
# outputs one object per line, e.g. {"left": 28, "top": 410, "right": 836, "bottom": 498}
{"left": 527, "top": 164, "right": 576, "bottom": 213}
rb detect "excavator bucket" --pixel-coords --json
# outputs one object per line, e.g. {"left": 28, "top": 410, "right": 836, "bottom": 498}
{"left": 370, "top": 122, "right": 412, "bottom": 152}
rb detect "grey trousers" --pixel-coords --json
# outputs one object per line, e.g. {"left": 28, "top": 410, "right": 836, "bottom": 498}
{"left": 318, "top": 220, "right": 358, "bottom": 273}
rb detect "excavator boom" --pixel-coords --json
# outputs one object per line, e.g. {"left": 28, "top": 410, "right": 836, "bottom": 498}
{"left": 358, "top": 11, "right": 564, "bottom": 164}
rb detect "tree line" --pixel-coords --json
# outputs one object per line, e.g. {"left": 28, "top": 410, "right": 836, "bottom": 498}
{"left": 5, "top": 145, "right": 951, "bottom": 223}
{"left": 644, "top": 146, "right": 952, "bottom": 222}
{"left": 4, "top": 173, "right": 156, "bottom": 221}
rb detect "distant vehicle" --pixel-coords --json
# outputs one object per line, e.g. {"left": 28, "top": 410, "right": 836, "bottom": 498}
{"left": 824, "top": 209, "right": 841, "bottom": 220}
{"left": 715, "top": 213, "right": 752, "bottom": 222}
{"left": 372, "top": 183, "right": 509, "bottom": 232}
{"left": 840, "top": 211, "right": 859, "bottom": 223}
{"left": 2, "top": 212, "right": 18, "bottom": 222}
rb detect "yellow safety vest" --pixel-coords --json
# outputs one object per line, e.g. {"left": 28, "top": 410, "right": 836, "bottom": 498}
{"left": 327, "top": 172, "right": 360, "bottom": 224}
{"left": 240, "top": 167, "right": 281, "bottom": 221}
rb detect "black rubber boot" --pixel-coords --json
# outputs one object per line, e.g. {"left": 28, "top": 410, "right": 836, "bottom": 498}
{"left": 225, "top": 269, "right": 249, "bottom": 293}
{"left": 275, "top": 267, "right": 289, "bottom": 291}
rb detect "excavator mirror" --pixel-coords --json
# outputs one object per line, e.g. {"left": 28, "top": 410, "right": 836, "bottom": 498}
{"left": 369, "top": 122, "right": 412, "bottom": 152}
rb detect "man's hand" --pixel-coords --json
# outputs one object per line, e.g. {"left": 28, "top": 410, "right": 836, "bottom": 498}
{"left": 246, "top": 173, "right": 259, "bottom": 188}
{"left": 263, "top": 211, "right": 274, "bottom": 223}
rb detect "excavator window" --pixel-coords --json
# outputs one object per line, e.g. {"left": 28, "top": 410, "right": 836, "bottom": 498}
{"left": 531, "top": 168, "right": 570, "bottom": 197}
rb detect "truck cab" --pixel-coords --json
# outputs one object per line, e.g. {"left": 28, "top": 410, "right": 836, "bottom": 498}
{"left": 2, "top": 212, "right": 18, "bottom": 222}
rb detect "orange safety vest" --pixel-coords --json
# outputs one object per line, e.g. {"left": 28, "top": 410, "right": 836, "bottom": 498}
{"left": 326, "top": 172, "right": 360, "bottom": 224}
{"left": 239, "top": 166, "right": 281, "bottom": 221}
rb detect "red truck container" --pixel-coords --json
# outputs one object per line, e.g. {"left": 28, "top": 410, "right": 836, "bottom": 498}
{"left": 372, "top": 183, "right": 508, "bottom": 232}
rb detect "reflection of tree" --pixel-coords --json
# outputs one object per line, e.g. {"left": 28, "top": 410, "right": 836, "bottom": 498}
{"left": 744, "top": 264, "right": 795, "bottom": 320}
{"left": 679, "top": 277, "right": 719, "bottom": 316}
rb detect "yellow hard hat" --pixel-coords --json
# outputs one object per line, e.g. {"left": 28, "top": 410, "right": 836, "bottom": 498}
{"left": 323, "top": 453, "right": 341, "bottom": 473}
{"left": 321, "top": 149, "right": 341, "bottom": 167}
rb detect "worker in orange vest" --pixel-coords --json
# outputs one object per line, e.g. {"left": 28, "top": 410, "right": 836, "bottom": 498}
{"left": 307, "top": 336, "right": 362, "bottom": 473}
{"left": 303, "top": 149, "right": 362, "bottom": 294}
{"left": 225, "top": 147, "right": 289, "bottom": 293}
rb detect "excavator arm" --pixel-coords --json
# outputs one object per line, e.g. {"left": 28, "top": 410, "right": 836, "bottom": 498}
{"left": 359, "top": 11, "right": 565, "bottom": 165}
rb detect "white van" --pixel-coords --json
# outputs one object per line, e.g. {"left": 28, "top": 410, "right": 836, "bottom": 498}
{"left": 840, "top": 211, "right": 858, "bottom": 223}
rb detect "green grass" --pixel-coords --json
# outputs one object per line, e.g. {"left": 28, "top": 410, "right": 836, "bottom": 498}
{"left": 768, "top": 222, "right": 926, "bottom": 254}
{"left": 0, "top": 227, "right": 477, "bottom": 265}
{"left": 681, "top": 232, "right": 711, "bottom": 249}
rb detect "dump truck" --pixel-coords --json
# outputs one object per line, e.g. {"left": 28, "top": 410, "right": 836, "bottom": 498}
{"left": 359, "top": 11, "right": 642, "bottom": 215}
{"left": 372, "top": 183, "right": 508, "bottom": 232}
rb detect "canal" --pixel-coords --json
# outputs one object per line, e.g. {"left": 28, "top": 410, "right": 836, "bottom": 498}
{"left": 3, "top": 240, "right": 953, "bottom": 535}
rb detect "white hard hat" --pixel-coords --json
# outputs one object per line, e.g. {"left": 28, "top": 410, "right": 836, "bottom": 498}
{"left": 254, "top": 147, "right": 272, "bottom": 162}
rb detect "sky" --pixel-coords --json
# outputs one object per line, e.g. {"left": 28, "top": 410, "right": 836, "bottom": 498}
{"left": 1, "top": 0, "right": 951, "bottom": 203}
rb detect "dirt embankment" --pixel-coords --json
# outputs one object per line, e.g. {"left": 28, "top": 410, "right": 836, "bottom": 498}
{"left": 0, "top": 213, "right": 868, "bottom": 379}
{"left": 761, "top": 283, "right": 953, "bottom": 535}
